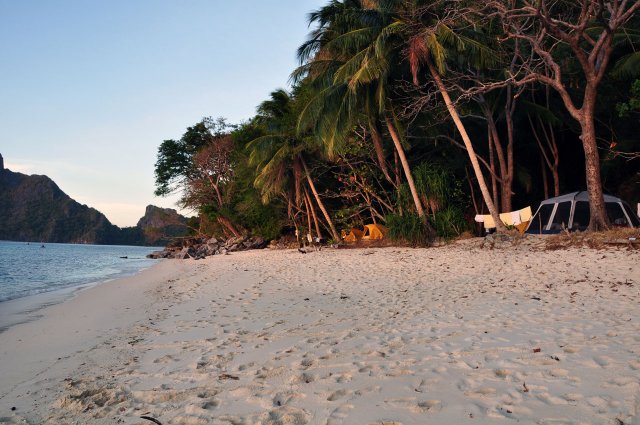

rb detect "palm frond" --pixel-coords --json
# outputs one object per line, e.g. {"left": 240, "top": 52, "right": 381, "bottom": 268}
{"left": 612, "top": 52, "right": 640, "bottom": 78}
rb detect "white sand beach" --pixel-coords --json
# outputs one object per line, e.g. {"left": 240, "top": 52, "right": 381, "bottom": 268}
{"left": 0, "top": 240, "right": 639, "bottom": 425}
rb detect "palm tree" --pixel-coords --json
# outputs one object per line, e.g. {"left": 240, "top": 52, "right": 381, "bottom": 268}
{"left": 247, "top": 89, "right": 342, "bottom": 242}
{"left": 387, "top": 1, "right": 508, "bottom": 231}
{"left": 295, "top": 0, "right": 427, "bottom": 220}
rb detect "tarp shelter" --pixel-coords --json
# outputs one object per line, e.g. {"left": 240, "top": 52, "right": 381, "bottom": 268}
{"left": 475, "top": 206, "right": 533, "bottom": 233}
{"left": 526, "top": 191, "right": 640, "bottom": 234}
{"left": 362, "top": 224, "right": 387, "bottom": 240}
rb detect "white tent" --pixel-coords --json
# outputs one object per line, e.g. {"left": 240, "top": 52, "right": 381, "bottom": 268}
{"left": 526, "top": 191, "right": 640, "bottom": 234}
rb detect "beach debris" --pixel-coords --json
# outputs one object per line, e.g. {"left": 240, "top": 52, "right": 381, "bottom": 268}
{"left": 218, "top": 373, "right": 240, "bottom": 381}
{"left": 140, "top": 416, "right": 164, "bottom": 425}
{"left": 522, "top": 382, "right": 529, "bottom": 393}
{"left": 533, "top": 348, "right": 541, "bottom": 353}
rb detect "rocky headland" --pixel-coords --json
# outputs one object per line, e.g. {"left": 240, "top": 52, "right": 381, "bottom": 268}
{"left": 0, "top": 153, "right": 190, "bottom": 245}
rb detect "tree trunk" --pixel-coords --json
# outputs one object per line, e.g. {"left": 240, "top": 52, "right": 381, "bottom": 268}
{"left": 393, "top": 150, "right": 402, "bottom": 188}
{"left": 302, "top": 192, "right": 313, "bottom": 242}
{"left": 542, "top": 120, "right": 561, "bottom": 197}
{"left": 426, "top": 58, "right": 506, "bottom": 231}
{"left": 466, "top": 167, "right": 480, "bottom": 215}
{"left": 540, "top": 153, "right": 549, "bottom": 200}
{"left": 217, "top": 216, "right": 241, "bottom": 238}
{"left": 369, "top": 118, "right": 394, "bottom": 184}
{"left": 503, "top": 87, "right": 516, "bottom": 212}
{"left": 488, "top": 126, "right": 499, "bottom": 209}
{"left": 552, "top": 163, "right": 560, "bottom": 197}
{"left": 580, "top": 94, "right": 609, "bottom": 230}
{"left": 299, "top": 156, "right": 341, "bottom": 241}
{"left": 481, "top": 101, "right": 508, "bottom": 211}
{"left": 530, "top": 114, "right": 561, "bottom": 198}
{"left": 304, "top": 188, "right": 323, "bottom": 239}
{"left": 384, "top": 115, "right": 426, "bottom": 219}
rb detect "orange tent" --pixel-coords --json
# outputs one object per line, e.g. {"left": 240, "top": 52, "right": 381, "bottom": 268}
{"left": 362, "top": 224, "right": 387, "bottom": 240}
{"left": 343, "top": 228, "right": 364, "bottom": 243}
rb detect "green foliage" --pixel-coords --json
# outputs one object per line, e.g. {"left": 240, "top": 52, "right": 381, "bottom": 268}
{"left": 147, "top": 1, "right": 640, "bottom": 243}
{"left": 385, "top": 213, "right": 435, "bottom": 246}
{"left": 432, "top": 206, "right": 466, "bottom": 239}
{"left": 396, "top": 163, "right": 469, "bottom": 239}
{"left": 229, "top": 123, "right": 286, "bottom": 239}
{"left": 154, "top": 119, "right": 231, "bottom": 197}
{"left": 617, "top": 80, "right": 640, "bottom": 117}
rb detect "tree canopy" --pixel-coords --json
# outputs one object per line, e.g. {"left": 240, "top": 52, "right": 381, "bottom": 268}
{"left": 154, "top": 0, "right": 640, "bottom": 244}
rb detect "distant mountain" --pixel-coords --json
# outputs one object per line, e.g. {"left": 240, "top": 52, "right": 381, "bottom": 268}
{"left": 135, "top": 205, "right": 190, "bottom": 246}
{"left": 0, "top": 153, "right": 190, "bottom": 245}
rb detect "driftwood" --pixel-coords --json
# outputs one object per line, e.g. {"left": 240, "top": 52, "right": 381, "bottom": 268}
{"left": 140, "top": 416, "right": 164, "bottom": 425}
{"left": 603, "top": 239, "right": 639, "bottom": 250}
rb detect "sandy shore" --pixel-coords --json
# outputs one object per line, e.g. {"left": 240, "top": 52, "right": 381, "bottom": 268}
{"left": 0, "top": 239, "right": 639, "bottom": 425}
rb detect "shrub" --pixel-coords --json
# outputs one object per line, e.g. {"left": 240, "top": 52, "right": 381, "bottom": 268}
{"left": 432, "top": 206, "right": 467, "bottom": 240}
{"left": 386, "top": 213, "right": 435, "bottom": 246}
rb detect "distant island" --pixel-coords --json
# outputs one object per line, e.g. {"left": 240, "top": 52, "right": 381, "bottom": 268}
{"left": 0, "top": 153, "right": 191, "bottom": 246}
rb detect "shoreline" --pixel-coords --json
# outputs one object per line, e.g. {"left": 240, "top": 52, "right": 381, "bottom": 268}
{"left": 0, "top": 258, "right": 160, "bottom": 334}
{"left": 1, "top": 241, "right": 639, "bottom": 424}
{"left": 0, "top": 258, "right": 187, "bottom": 421}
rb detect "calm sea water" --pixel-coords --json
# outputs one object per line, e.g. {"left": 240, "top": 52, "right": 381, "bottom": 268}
{"left": 0, "top": 241, "right": 161, "bottom": 303}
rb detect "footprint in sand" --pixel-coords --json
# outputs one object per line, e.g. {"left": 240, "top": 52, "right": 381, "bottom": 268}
{"left": 153, "top": 354, "right": 176, "bottom": 364}
{"left": 326, "top": 404, "right": 354, "bottom": 425}
{"left": 416, "top": 399, "right": 443, "bottom": 413}
{"left": 327, "top": 389, "right": 349, "bottom": 401}
{"left": 292, "top": 372, "right": 316, "bottom": 384}
{"left": 300, "top": 357, "right": 315, "bottom": 369}
{"left": 593, "top": 355, "right": 613, "bottom": 367}
{"left": 335, "top": 372, "right": 351, "bottom": 383}
{"left": 273, "top": 392, "right": 295, "bottom": 406}
{"left": 548, "top": 368, "right": 570, "bottom": 378}
{"left": 537, "top": 392, "right": 569, "bottom": 405}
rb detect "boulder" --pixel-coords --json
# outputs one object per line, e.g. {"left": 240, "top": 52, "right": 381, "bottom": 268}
{"left": 250, "top": 236, "right": 266, "bottom": 249}
{"left": 224, "top": 236, "right": 244, "bottom": 247}
{"left": 146, "top": 250, "right": 166, "bottom": 259}
{"left": 175, "top": 247, "right": 194, "bottom": 259}
{"left": 162, "top": 234, "right": 270, "bottom": 260}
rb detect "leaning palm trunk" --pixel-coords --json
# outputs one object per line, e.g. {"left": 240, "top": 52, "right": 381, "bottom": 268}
{"left": 302, "top": 193, "right": 314, "bottom": 241}
{"left": 304, "top": 188, "right": 323, "bottom": 239}
{"left": 384, "top": 116, "right": 426, "bottom": 219}
{"left": 217, "top": 216, "right": 242, "bottom": 238}
{"left": 299, "top": 156, "right": 341, "bottom": 241}
{"left": 368, "top": 118, "right": 394, "bottom": 185}
{"left": 426, "top": 58, "right": 506, "bottom": 232}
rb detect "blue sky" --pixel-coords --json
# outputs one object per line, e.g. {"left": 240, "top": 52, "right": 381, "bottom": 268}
{"left": 0, "top": 1, "right": 325, "bottom": 226}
